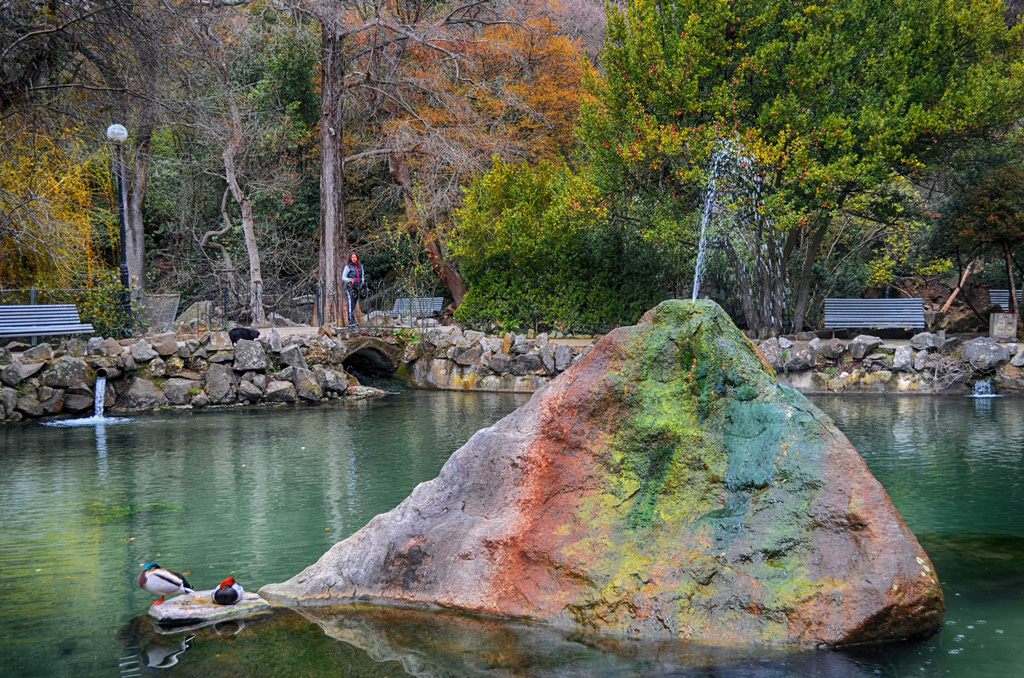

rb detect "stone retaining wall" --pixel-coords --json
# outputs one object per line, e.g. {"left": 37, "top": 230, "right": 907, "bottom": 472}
{"left": 0, "top": 330, "right": 384, "bottom": 423}
{"left": 400, "top": 326, "right": 591, "bottom": 392}
{"left": 0, "top": 326, "right": 594, "bottom": 423}
{"left": 756, "top": 332, "right": 1024, "bottom": 394}
{"left": 6, "top": 324, "right": 1020, "bottom": 424}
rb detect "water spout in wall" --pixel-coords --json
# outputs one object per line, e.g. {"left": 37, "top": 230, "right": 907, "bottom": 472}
{"left": 94, "top": 375, "right": 107, "bottom": 419}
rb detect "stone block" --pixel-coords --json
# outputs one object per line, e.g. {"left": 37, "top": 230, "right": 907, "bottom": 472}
{"left": 893, "top": 345, "right": 914, "bottom": 372}
{"left": 510, "top": 353, "right": 542, "bottom": 376}
{"left": 15, "top": 395, "right": 44, "bottom": 417}
{"left": 849, "top": 335, "right": 883, "bottom": 360}
{"left": 989, "top": 313, "right": 1018, "bottom": 341}
{"left": 238, "top": 380, "right": 264, "bottom": 402}
{"left": 278, "top": 345, "right": 306, "bottom": 370}
{"left": 118, "top": 377, "right": 168, "bottom": 409}
{"left": 148, "top": 357, "right": 167, "bottom": 378}
{"left": 554, "top": 344, "right": 572, "bottom": 372}
{"left": 265, "top": 380, "right": 296, "bottom": 403}
{"left": 102, "top": 337, "right": 123, "bottom": 356}
{"left": 204, "top": 363, "right": 238, "bottom": 404}
{"left": 488, "top": 353, "right": 511, "bottom": 375}
{"left": 162, "top": 379, "right": 197, "bottom": 406}
{"left": 40, "top": 356, "right": 94, "bottom": 389}
{"left": 962, "top": 337, "right": 1009, "bottom": 372}
{"left": 149, "top": 332, "right": 179, "bottom": 356}
{"left": 782, "top": 343, "right": 816, "bottom": 371}
{"left": 910, "top": 332, "right": 938, "bottom": 351}
{"left": 815, "top": 338, "right": 847, "bottom": 360}
{"left": 129, "top": 339, "right": 158, "bottom": 363}
{"left": 233, "top": 339, "right": 267, "bottom": 372}
{"left": 292, "top": 368, "right": 322, "bottom": 401}
{"left": 22, "top": 343, "right": 53, "bottom": 363}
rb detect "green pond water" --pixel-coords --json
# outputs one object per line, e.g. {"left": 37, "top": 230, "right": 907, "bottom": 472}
{"left": 0, "top": 392, "right": 1022, "bottom": 677}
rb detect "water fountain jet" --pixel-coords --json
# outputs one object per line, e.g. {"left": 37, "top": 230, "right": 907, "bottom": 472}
{"left": 690, "top": 139, "right": 787, "bottom": 337}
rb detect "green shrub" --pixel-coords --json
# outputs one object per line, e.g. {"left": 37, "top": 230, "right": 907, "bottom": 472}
{"left": 451, "top": 158, "right": 674, "bottom": 333}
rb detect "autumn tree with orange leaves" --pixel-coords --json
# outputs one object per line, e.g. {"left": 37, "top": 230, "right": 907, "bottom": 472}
{"left": 307, "top": 0, "right": 586, "bottom": 318}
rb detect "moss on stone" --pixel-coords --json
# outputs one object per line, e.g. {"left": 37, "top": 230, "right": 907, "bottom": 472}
{"left": 576, "top": 299, "right": 847, "bottom": 628}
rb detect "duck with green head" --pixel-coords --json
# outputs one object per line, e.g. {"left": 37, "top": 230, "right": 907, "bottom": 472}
{"left": 138, "top": 562, "right": 193, "bottom": 605}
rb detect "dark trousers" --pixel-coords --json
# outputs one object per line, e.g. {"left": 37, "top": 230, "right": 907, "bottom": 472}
{"left": 346, "top": 287, "right": 359, "bottom": 325}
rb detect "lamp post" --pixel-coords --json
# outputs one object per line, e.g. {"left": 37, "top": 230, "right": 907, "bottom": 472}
{"left": 106, "top": 123, "right": 133, "bottom": 335}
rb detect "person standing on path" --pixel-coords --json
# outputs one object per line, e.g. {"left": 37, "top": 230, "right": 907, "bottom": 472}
{"left": 342, "top": 252, "right": 365, "bottom": 328}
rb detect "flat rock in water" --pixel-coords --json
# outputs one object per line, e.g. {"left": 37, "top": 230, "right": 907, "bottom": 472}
{"left": 147, "top": 589, "right": 271, "bottom": 626}
{"left": 260, "top": 300, "right": 943, "bottom": 647}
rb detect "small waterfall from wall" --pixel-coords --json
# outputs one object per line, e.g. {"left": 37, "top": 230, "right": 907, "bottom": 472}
{"left": 44, "top": 372, "right": 130, "bottom": 433}
{"left": 969, "top": 379, "right": 999, "bottom": 398}
{"left": 41, "top": 373, "right": 120, "bottom": 468}
{"left": 94, "top": 375, "right": 107, "bottom": 418}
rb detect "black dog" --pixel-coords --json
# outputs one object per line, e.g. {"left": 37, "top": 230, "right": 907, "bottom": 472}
{"left": 228, "top": 327, "right": 260, "bottom": 344}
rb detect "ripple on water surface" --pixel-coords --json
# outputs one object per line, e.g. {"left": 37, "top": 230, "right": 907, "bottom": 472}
{"left": 0, "top": 392, "right": 527, "bottom": 676}
{"left": 1, "top": 393, "right": 1022, "bottom": 676}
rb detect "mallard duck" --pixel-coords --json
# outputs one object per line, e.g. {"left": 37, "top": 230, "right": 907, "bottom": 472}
{"left": 138, "top": 562, "right": 193, "bottom": 605}
{"left": 212, "top": 576, "right": 244, "bottom": 605}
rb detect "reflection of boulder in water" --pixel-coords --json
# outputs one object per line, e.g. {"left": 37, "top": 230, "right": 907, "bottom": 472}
{"left": 288, "top": 604, "right": 879, "bottom": 678}
{"left": 920, "top": 534, "right": 1024, "bottom": 589}
{"left": 263, "top": 300, "right": 943, "bottom": 647}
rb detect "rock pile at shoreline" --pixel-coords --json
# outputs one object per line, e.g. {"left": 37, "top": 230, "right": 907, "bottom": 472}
{"left": 0, "top": 330, "right": 384, "bottom": 422}
{"left": 755, "top": 332, "right": 1024, "bottom": 394}
{"left": 4, "top": 321, "right": 1021, "bottom": 423}
{"left": 403, "top": 326, "right": 591, "bottom": 392}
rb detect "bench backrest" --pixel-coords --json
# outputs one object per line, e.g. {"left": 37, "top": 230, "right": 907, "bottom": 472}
{"left": 824, "top": 298, "right": 926, "bottom": 329}
{"left": 0, "top": 304, "right": 95, "bottom": 338}
{"left": 989, "top": 289, "right": 1022, "bottom": 310}
{"left": 391, "top": 297, "right": 444, "bottom": 316}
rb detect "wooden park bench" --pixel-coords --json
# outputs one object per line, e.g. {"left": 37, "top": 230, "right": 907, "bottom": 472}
{"left": 989, "top": 289, "right": 1022, "bottom": 311}
{"left": 0, "top": 304, "right": 95, "bottom": 340}
{"left": 385, "top": 297, "right": 444, "bottom": 319}
{"left": 824, "top": 298, "right": 926, "bottom": 329}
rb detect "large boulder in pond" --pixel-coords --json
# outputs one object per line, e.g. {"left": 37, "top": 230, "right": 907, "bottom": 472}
{"left": 260, "top": 300, "right": 943, "bottom": 647}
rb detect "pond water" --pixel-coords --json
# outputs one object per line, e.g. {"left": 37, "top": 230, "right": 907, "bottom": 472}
{"left": 0, "top": 392, "right": 1022, "bottom": 677}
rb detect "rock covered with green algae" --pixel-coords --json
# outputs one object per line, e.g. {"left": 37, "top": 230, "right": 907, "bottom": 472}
{"left": 260, "top": 300, "right": 943, "bottom": 646}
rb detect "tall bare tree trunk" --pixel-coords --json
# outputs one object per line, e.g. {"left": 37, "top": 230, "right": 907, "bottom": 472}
{"left": 1005, "top": 241, "right": 1019, "bottom": 315}
{"left": 202, "top": 189, "right": 238, "bottom": 294}
{"left": 388, "top": 152, "right": 467, "bottom": 306}
{"left": 220, "top": 71, "right": 266, "bottom": 325}
{"left": 792, "top": 190, "right": 852, "bottom": 333}
{"left": 126, "top": 117, "right": 152, "bottom": 295}
{"left": 318, "top": 24, "right": 348, "bottom": 325}
{"left": 791, "top": 219, "right": 829, "bottom": 333}
{"left": 222, "top": 143, "right": 265, "bottom": 325}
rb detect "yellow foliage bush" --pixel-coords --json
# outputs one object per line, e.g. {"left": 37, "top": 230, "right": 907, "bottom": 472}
{"left": 0, "top": 120, "right": 109, "bottom": 288}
